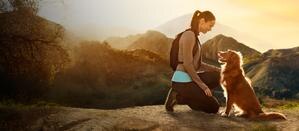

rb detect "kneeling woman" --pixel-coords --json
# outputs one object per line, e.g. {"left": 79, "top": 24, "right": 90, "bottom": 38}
{"left": 165, "top": 10, "right": 221, "bottom": 113}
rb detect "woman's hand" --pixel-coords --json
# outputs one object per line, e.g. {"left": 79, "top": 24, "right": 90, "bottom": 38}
{"left": 214, "top": 66, "right": 221, "bottom": 72}
{"left": 204, "top": 88, "right": 212, "bottom": 97}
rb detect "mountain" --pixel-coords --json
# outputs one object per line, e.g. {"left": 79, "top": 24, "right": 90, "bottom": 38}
{"left": 127, "top": 30, "right": 173, "bottom": 58}
{"left": 155, "top": 13, "right": 271, "bottom": 52}
{"left": 244, "top": 47, "right": 299, "bottom": 99}
{"left": 68, "top": 25, "right": 141, "bottom": 41}
{"left": 105, "top": 34, "right": 142, "bottom": 49}
{"left": 202, "top": 34, "right": 261, "bottom": 65}
{"left": 155, "top": 14, "right": 191, "bottom": 38}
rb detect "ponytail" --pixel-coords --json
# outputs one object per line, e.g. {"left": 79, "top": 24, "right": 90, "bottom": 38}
{"left": 190, "top": 10, "right": 216, "bottom": 35}
{"left": 190, "top": 10, "right": 201, "bottom": 35}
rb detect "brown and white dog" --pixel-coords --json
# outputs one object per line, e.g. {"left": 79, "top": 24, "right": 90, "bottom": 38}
{"left": 217, "top": 50, "right": 286, "bottom": 120}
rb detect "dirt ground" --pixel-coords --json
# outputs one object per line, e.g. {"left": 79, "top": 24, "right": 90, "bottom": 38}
{"left": 3, "top": 105, "right": 296, "bottom": 131}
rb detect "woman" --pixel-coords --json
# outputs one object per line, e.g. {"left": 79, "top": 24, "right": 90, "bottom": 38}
{"left": 165, "top": 10, "right": 221, "bottom": 113}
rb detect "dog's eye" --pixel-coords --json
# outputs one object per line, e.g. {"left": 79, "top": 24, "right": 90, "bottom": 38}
{"left": 229, "top": 53, "right": 236, "bottom": 60}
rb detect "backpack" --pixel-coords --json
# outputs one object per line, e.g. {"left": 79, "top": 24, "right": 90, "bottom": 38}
{"left": 169, "top": 29, "right": 200, "bottom": 71}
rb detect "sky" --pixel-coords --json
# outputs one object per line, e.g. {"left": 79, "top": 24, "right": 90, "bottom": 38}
{"left": 38, "top": 0, "right": 299, "bottom": 52}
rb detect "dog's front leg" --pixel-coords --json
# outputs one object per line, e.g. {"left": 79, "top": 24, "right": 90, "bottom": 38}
{"left": 221, "top": 95, "right": 233, "bottom": 117}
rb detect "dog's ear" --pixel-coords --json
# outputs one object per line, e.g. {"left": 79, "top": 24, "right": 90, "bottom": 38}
{"left": 235, "top": 51, "right": 243, "bottom": 58}
{"left": 230, "top": 51, "right": 244, "bottom": 65}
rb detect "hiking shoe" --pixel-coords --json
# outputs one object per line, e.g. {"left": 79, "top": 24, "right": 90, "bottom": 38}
{"left": 165, "top": 88, "right": 177, "bottom": 112}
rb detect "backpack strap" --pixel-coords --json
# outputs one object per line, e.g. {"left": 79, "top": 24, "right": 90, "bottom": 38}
{"left": 177, "top": 29, "right": 200, "bottom": 64}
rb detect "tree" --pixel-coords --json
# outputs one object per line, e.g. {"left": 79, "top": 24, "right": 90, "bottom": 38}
{"left": 0, "top": 0, "right": 41, "bottom": 14}
{"left": 0, "top": 4, "right": 70, "bottom": 101}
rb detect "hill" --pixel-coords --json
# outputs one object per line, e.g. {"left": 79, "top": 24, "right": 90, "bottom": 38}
{"left": 127, "top": 30, "right": 172, "bottom": 58}
{"left": 49, "top": 41, "right": 172, "bottom": 108}
{"left": 244, "top": 47, "right": 299, "bottom": 99}
{"left": 202, "top": 34, "right": 261, "bottom": 65}
{"left": 105, "top": 34, "right": 142, "bottom": 49}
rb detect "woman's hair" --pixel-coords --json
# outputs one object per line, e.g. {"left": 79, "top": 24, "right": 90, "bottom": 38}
{"left": 190, "top": 10, "right": 216, "bottom": 35}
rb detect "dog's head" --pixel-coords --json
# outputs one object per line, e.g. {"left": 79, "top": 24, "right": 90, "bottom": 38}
{"left": 217, "top": 49, "right": 243, "bottom": 65}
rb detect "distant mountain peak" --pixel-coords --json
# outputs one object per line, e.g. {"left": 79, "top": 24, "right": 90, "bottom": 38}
{"left": 263, "top": 46, "right": 299, "bottom": 58}
{"left": 201, "top": 35, "right": 261, "bottom": 66}
{"left": 214, "top": 34, "right": 226, "bottom": 38}
{"left": 156, "top": 13, "right": 271, "bottom": 52}
{"left": 207, "top": 34, "right": 242, "bottom": 44}
{"left": 127, "top": 30, "right": 172, "bottom": 58}
{"left": 142, "top": 30, "right": 168, "bottom": 38}
{"left": 203, "top": 34, "right": 260, "bottom": 53}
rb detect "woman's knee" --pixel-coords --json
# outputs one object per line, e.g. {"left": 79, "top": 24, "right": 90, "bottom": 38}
{"left": 202, "top": 97, "right": 220, "bottom": 113}
{"left": 209, "top": 103, "right": 220, "bottom": 113}
{"left": 187, "top": 100, "right": 220, "bottom": 114}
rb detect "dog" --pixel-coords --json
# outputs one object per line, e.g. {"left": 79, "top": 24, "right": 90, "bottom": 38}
{"left": 217, "top": 49, "right": 286, "bottom": 120}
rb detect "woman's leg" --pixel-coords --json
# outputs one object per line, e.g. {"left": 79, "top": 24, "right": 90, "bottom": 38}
{"left": 172, "top": 81, "right": 220, "bottom": 114}
{"left": 185, "top": 82, "right": 220, "bottom": 113}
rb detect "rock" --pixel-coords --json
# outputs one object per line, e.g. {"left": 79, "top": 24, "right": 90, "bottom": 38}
{"left": 22, "top": 105, "right": 298, "bottom": 131}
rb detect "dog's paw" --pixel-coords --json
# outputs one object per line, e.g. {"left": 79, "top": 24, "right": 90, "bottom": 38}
{"left": 220, "top": 112, "right": 229, "bottom": 117}
{"left": 234, "top": 113, "right": 248, "bottom": 118}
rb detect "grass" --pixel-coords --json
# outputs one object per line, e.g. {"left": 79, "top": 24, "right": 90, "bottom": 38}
{"left": 0, "top": 99, "right": 60, "bottom": 109}
{"left": 260, "top": 97, "right": 299, "bottom": 109}
{"left": 275, "top": 102, "right": 299, "bottom": 110}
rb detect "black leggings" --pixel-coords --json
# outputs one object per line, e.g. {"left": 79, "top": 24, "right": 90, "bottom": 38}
{"left": 172, "top": 71, "right": 221, "bottom": 113}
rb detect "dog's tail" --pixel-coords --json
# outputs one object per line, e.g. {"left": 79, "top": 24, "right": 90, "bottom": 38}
{"left": 254, "top": 112, "right": 287, "bottom": 120}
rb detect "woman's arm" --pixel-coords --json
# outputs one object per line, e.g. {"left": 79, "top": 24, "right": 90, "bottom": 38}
{"left": 181, "top": 31, "right": 209, "bottom": 90}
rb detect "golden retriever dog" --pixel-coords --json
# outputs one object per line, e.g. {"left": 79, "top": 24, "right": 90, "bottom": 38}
{"left": 217, "top": 50, "right": 286, "bottom": 120}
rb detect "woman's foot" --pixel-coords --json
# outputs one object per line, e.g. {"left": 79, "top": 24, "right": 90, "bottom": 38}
{"left": 165, "top": 89, "right": 177, "bottom": 112}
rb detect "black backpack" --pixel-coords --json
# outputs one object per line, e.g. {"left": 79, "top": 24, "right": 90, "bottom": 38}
{"left": 169, "top": 29, "right": 200, "bottom": 71}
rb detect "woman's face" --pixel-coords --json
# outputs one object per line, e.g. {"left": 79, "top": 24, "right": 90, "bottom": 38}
{"left": 198, "top": 19, "right": 215, "bottom": 34}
